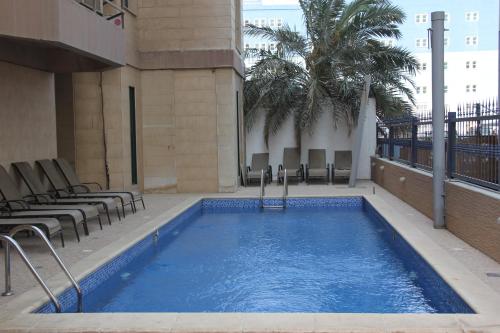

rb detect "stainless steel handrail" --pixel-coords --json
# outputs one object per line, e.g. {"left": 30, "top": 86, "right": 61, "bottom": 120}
{"left": 0, "top": 234, "right": 62, "bottom": 312}
{"left": 2, "top": 225, "right": 83, "bottom": 312}
{"left": 259, "top": 169, "right": 265, "bottom": 208}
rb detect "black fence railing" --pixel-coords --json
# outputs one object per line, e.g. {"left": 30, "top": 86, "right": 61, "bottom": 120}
{"left": 377, "top": 101, "right": 500, "bottom": 191}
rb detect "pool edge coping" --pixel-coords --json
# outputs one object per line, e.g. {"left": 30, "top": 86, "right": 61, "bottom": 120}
{"left": 0, "top": 193, "right": 499, "bottom": 332}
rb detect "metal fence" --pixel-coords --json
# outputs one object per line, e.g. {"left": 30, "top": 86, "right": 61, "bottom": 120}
{"left": 377, "top": 101, "right": 500, "bottom": 191}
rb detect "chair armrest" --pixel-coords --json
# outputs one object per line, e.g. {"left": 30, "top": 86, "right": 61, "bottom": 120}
{"left": 247, "top": 166, "right": 251, "bottom": 172}
{"left": 0, "top": 204, "right": 12, "bottom": 216}
{"left": 300, "top": 164, "right": 305, "bottom": 181}
{"left": 278, "top": 164, "right": 283, "bottom": 171}
{"left": 81, "top": 182, "right": 103, "bottom": 191}
{"left": 69, "top": 184, "right": 91, "bottom": 193}
{"left": 267, "top": 166, "right": 273, "bottom": 184}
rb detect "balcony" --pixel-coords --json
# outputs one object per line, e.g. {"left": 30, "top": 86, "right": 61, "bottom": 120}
{"left": 0, "top": 0, "right": 125, "bottom": 73}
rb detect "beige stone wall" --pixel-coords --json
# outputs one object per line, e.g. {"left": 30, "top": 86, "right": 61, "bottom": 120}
{"left": 73, "top": 67, "right": 142, "bottom": 191}
{"left": 371, "top": 157, "right": 500, "bottom": 263}
{"left": 0, "top": 61, "right": 57, "bottom": 168}
{"left": 137, "top": 0, "right": 235, "bottom": 52}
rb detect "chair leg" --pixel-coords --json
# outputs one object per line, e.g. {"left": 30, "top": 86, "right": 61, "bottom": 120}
{"left": 141, "top": 198, "right": 146, "bottom": 210}
{"left": 72, "top": 221, "right": 81, "bottom": 242}
{"left": 97, "top": 215, "right": 103, "bottom": 230}
{"left": 116, "top": 207, "right": 122, "bottom": 221}
{"left": 82, "top": 219, "right": 89, "bottom": 236}
{"left": 60, "top": 232, "right": 65, "bottom": 248}
{"left": 104, "top": 204, "right": 112, "bottom": 225}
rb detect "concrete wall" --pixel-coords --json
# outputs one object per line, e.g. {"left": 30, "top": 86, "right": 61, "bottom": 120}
{"left": 371, "top": 157, "right": 500, "bottom": 263}
{"left": 246, "top": 98, "right": 377, "bottom": 180}
{"left": 0, "top": 61, "right": 57, "bottom": 168}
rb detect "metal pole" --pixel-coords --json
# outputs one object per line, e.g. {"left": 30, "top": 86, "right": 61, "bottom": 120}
{"left": 431, "top": 12, "right": 446, "bottom": 229}
{"left": 2, "top": 240, "right": 12, "bottom": 296}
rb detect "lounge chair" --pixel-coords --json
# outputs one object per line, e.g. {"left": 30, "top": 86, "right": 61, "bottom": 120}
{"left": 12, "top": 161, "right": 119, "bottom": 224}
{"left": 306, "top": 149, "right": 329, "bottom": 184}
{"left": 0, "top": 165, "right": 95, "bottom": 242}
{"left": 53, "top": 158, "right": 145, "bottom": 215}
{"left": 333, "top": 150, "right": 352, "bottom": 183}
{"left": 246, "top": 153, "right": 272, "bottom": 185}
{"left": 36, "top": 159, "right": 129, "bottom": 218}
{"left": 0, "top": 218, "right": 64, "bottom": 247}
{"left": 278, "top": 148, "right": 304, "bottom": 183}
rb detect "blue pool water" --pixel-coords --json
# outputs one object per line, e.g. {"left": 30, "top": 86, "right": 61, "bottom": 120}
{"left": 38, "top": 198, "right": 473, "bottom": 313}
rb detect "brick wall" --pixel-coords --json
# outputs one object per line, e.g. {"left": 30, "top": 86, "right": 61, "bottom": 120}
{"left": 371, "top": 157, "right": 500, "bottom": 263}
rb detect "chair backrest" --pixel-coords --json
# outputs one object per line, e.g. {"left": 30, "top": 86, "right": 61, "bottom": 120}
{"left": 0, "top": 165, "right": 23, "bottom": 201}
{"left": 283, "top": 148, "right": 300, "bottom": 169}
{"left": 53, "top": 158, "right": 81, "bottom": 187}
{"left": 308, "top": 149, "right": 326, "bottom": 169}
{"left": 36, "top": 159, "right": 71, "bottom": 191}
{"left": 12, "top": 162, "right": 46, "bottom": 195}
{"left": 335, "top": 150, "right": 352, "bottom": 170}
{"left": 251, "top": 153, "right": 269, "bottom": 171}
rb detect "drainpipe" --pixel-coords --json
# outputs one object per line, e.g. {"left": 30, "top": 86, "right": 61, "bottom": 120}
{"left": 498, "top": 0, "right": 500, "bottom": 187}
{"left": 431, "top": 12, "right": 446, "bottom": 228}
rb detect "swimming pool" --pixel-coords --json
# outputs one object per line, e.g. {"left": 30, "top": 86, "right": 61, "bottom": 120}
{"left": 36, "top": 197, "right": 473, "bottom": 314}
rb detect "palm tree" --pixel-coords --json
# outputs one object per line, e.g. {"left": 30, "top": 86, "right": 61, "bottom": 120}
{"left": 244, "top": 0, "right": 418, "bottom": 146}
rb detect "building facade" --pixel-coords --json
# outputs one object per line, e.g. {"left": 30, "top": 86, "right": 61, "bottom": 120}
{"left": 243, "top": 0, "right": 499, "bottom": 112}
{"left": 0, "top": 0, "right": 245, "bottom": 193}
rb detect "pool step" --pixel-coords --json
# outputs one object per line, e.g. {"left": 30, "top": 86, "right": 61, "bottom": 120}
{"left": 262, "top": 205, "right": 285, "bottom": 209}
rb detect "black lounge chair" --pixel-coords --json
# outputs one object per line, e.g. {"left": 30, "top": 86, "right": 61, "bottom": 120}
{"left": 306, "top": 149, "right": 330, "bottom": 184}
{"left": 53, "top": 158, "right": 145, "bottom": 215}
{"left": 0, "top": 166, "right": 92, "bottom": 242}
{"left": 278, "top": 148, "right": 304, "bottom": 183}
{"left": 246, "top": 153, "right": 272, "bottom": 185}
{"left": 0, "top": 218, "right": 64, "bottom": 247}
{"left": 13, "top": 161, "right": 119, "bottom": 225}
{"left": 36, "top": 159, "right": 127, "bottom": 219}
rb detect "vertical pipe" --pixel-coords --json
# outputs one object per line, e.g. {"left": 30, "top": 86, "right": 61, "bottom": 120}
{"left": 431, "top": 12, "right": 446, "bottom": 229}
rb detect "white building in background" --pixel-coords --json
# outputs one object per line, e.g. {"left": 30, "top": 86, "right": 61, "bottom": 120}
{"left": 243, "top": 0, "right": 499, "bottom": 113}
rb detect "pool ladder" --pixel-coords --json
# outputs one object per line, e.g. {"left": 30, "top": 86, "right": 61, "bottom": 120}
{"left": 0, "top": 225, "right": 82, "bottom": 313}
{"left": 259, "top": 169, "right": 288, "bottom": 209}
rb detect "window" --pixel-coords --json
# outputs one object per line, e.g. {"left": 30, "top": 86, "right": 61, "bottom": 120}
{"left": 472, "top": 84, "right": 477, "bottom": 93}
{"left": 445, "top": 12, "right": 450, "bottom": 22}
{"left": 415, "top": 38, "right": 427, "bottom": 47}
{"left": 466, "top": 11, "right": 479, "bottom": 22}
{"left": 416, "top": 38, "right": 428, "bottom": 48}
{"left": 415, "top": 14, "right": 428, "bottom": 23}
{"left": 382, "top": 39, "right": 395, "bottom": 47}
{"left": 277, "top": 18, "right": 283, "bottom": 27}
{"left": 244, "top": 19, "right": 250, "bottom": 26}
{"left": 417, "top": 104, "right": 429, "bottom": 112}
{"left": 260, "top": 19, "right": 266, "bottom": 27}
{"left": 444, "top": 62, "right": 448, "bottom": 70}
{"left": 465, "top": 84, "right": 477, "bottom": 93}
{"left": 261, "top": 43, "right": 266, "bottom": 50}
{"left": 269, "top": 43, "right": 276, "bottom": 52}
{"left": 465, "top": 35, "right": 478, "bottom": 46}
{"left": 472, "top": 60, "right": 477, "bottom": 69}
{"left": 444, "top": 37, "right": 449, "bottom": 46}
{"left": 245, "top": 43, "right": 250, "bottom": 50}
{"left": 418, "top": 62, "right": 427, "bottom": 71}
{"left": 129, "top": 87, "right": 137, "bottom": 185}
{"left": 254, "top": 19, "right": 260, "bottom": 26}
{"left": 269, "top": 18, "right": 275, "bottom": 27}
{"left": 416, "top": 86, "right": 427, "bottom": 94}
{"left": 254, "top": 43, "right": 259, "bottom": 49}
{"left": 444, "top": 85, "right": 448, "bottom": 93}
